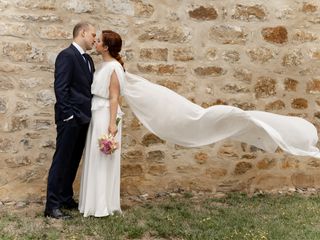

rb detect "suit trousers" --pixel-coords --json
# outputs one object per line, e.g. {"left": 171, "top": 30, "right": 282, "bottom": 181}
{"left": 45, "top": 119, "right": 89, "bottom": 210}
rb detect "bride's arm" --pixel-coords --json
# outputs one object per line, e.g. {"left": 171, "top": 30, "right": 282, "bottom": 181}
{"left": 108, "top": 71, "right": 120, "bottom": 136}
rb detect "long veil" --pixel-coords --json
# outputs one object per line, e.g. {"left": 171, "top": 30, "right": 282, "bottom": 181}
{"left": 123, "top": 72, "right": 320, "bottom": 158}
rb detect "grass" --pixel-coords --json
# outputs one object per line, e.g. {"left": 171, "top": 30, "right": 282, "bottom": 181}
{"left": 1, "top": 193, "right": 320, "bottom": 239}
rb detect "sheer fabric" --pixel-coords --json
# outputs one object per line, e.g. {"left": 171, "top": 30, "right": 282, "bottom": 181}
{"left": 124, "top": 72, "right": 320, "bottom": 158}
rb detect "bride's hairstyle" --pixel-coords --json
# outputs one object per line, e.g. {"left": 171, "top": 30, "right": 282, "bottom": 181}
{"left": 102, "top": 30, "right": 125, "bottom": 70}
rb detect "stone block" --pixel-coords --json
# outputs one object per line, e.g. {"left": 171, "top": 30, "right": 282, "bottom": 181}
{"left": 232, "top": 4, "right": 266, "bottom": 21}
{"left": 139, "top": 48, "right": 168, "bottom": 61}
{"left": 291, "top": 98, "right": 308, "bottom": 109}
{"left": 262, "top": 26, "right": 288, "bottom": 44}
{"left": 254, "top": 77, "right": 276, "bottom": 98}
{"left": 209, "top": 25, "right": 247, "bottom": 44}
{"left": 188, "top": 6, "right": 218, "bottom": 20}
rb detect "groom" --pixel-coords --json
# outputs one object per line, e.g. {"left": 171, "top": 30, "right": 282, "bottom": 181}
{"left": 44, "top": 22, "right": 96, "bottom": 219}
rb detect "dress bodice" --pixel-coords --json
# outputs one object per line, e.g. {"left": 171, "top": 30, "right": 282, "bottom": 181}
{"left": 91, "top": 61, "right": 125, "bottom": 110}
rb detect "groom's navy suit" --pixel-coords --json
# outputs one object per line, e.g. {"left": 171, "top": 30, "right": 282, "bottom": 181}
{"left": 45, "top": 44, "right": 95, "bottom": 211}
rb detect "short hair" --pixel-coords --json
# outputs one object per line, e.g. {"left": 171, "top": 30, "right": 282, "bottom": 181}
{"left": 72, "top": 22, "right": 92, "bottom": 38}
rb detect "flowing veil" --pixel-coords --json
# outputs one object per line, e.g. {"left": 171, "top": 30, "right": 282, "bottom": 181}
{"left": 123, "top": 72, "right": 320, "bottom": 158}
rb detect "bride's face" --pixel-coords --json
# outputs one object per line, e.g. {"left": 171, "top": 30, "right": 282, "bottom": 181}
{"left": 95, "top": 34, "right": 107, "bottom": 54}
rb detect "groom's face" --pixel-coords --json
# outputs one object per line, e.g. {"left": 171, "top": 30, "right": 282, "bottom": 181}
{"left": 83, "top": 25, "right": 96, "bottom": 51}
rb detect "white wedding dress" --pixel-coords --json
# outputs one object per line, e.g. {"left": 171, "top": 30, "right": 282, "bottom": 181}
{"left": 80, "top": 60, "right": 320, "bottom": 217}
{"left": 79, "top": 61, "right": 125, "bottom": 217}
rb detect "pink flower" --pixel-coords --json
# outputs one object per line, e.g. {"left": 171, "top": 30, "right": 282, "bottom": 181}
{"left": 98, "top": 134, "right": 119, "bottom": 155}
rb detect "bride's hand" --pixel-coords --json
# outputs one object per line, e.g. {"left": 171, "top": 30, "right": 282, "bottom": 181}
{"left": 108, "top": 123, "right": 118, "bottom": 137}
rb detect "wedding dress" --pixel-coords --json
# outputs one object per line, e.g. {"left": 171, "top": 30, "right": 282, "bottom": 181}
{"left": 123, "top": 72, "right": 320, "bottom": 158}
{"left": 79, "top": 61, "right": 125, "bottom": 217}
{"left": 80, "top": 60, "right": 320, "bottom": 217}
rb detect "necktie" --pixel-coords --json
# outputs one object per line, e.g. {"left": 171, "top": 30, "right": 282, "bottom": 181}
{"left": 82, "top": 53, "right": 91, "bottom": 72}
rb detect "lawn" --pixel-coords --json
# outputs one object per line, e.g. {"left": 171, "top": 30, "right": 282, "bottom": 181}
{"left": 1, "top": 192, "right": 320, "bottom": 239}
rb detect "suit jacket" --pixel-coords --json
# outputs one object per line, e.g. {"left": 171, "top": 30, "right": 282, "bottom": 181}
{"left": 54, "top": 44, "right": 95, "bottom": 124}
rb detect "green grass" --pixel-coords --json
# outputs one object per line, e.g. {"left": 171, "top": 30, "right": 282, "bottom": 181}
{"left": 1, "top": 193, "right": 320, "bottom": 239}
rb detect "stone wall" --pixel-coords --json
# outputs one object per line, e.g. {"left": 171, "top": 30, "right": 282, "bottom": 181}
{"left": 1, "top": 0, "right": 320, "bottom": 201}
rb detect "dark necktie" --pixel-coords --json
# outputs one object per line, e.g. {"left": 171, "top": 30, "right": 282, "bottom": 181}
{"left": 82, "top": 53, "right": 91, "bottom": 72}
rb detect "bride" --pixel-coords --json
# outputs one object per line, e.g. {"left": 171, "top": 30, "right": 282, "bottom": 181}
{"left": 79, "top": 30, "right": 320, "bottom": 217}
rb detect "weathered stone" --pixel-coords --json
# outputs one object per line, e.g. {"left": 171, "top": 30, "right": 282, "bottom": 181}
{"left": 173, "top": 47, "right": 194, "bottom": 61}
{"left": 265, "top": 100, "right": 285, "bottom": 111}
{"left": 262, "top": 26, "right": 288, "bottom": 44}
{"left": 281, "top": 156, "right": 299, "bottom": 169}
{"left": 309, "top": 49, "right": 320, "bottom": 60}
{"left": 0, "top": 77, "right": 14, "bottom": 90}
{"left": 0, "top": 63, "right": 23, "bottom": 73}
{"left": 206, "top": 48, "right": 217, "bottom": 61}
{"left": 0, "top": 1, "right": 8, "bottom": 11}
{"left": 63, "top": 0, "right": 93, "bottom": 13}
{"left": 146, "top": 150, "right": 165, "bottom": 163}
{"left": 122, "top": 150, "right": 143, "bottom": 162}
{"left": 221, "top": 84, "right": 250, "bottom": 94}
{"left": 201, "top": 99, "right": 228, "bottom": 108}
{"left": 122, "top": 164, "right": 143, "bottom": 177}
{"left": 176, "top": 165, "right": 199, "bottom": 173}
{"left": 41, "top": 140, "right": 55, "bottom": 149}
{"left": 137, "top": 64, "right": 186, "bottom": 75}
{"left": 205, "top": 168, "right": 227, "bottom": 178}
{"left": 35, "top": 153, "right": 48, "bottom": 164}
{"left": 123, "top": 49, "right": 134, "bottom": 61}
{"left": 194, "top": 66, "right": 225, "bottom": 76}
{"left": 282, "top": 49, "right": 303, "bottom": 66}
{"left": 0, "top": 98, "right": 7, "bottom": 113}
{"left": 0, "top": 138, "right": 15, "bottom": 153}
{"left": 105, "top": 0, "right": 134, "bottom": 15}
{"left": 284, "top": 78, "right": 298, "bottom": 91}
{"left": 302, "top": 3, "right": 317, "bottom": 13}
{"left": 217, "top": 179, "right": 245, "bottom": 192}
{"left": 194, "top": 152, "right": 208, "bottom": 164}
{"left": 138, "top": 25, "right": 191, "bottom": 43}
{"left": 222, "top": 50, "right": 240, "bottom": 63}
{"left": 11, "top": 14, "right": 61, "bottom": 22}
{"left": 18, "top": 78, "right": 40, "bottom": 89}
{"left": 133, "top": 0, "right": 154, "bottom": 17}
{"left": 292, "top": 30, "right": 317, "bottom": 43}
{"left": 306, "top": 79, "right": 320, "bottom": 94}
{"left": 233, "top": 68, "right": 252, "bottom": 83}
{"left": 188, "top": 6, "right": 218, "bottom": 20}
{"left": 130, "top": 117, "right": 142, "bottom": 130}
{"left": 156, "top": 80, "right": 182, "bottom": 91}
{"left": 16, "top": 102, "right": 29, "bottom": 112}
{"left": 291, "top": 173, "right": 314, "bottom": 188}
{"left": 38, "top": 26, "right": 72, "bottom": 39}
{"left": 254, "top": 77, "right": 276, "bottom": 98}
{"left": 13, "top": 0, "right": 56, "bottom": 10}
{"left": 3, "top": 42, "right": 46, "bottom": 63}
{"left": 33, "top": 119, "right": 52, "bottom": 130}
{"left": 11, "top": 115, "right": 28, "bottom": 131}
{"left": 308, "top": 159, "right": 320, "bottom": 168}
{"left": 120, "top": 177, "right": 143, "bottom": 195}
{"left": 255, "top": 175, "right": 288, "bottom": 190}
{"left": 148, "top": 164, "right": 167, "bottom": 176}
{"left": 36, "top": 90, "right": 55, "bottom": 106}
{"left": 231, "top": 101, "right": 256, "bottom": 110}
{"left": 5, "top": 156, "right": 31, "bottom": 168}
{"left": 257, "top": 158, "right": 276, "bottom": 170}
{"left": 209, "top": 25, "right": 247, "bottom": 44}
{"left": 315, "top": 112, "right": 320, "bottom": 120}
{"left": 0, "top": 22, "right": 29, "bottom": 37}
{"left": 142, "top": 133, "right": 165, "bottom": 147}
{"left": 232, "top": 4, "right": 266, "bottom": 21}
{"left": 246, "top": 47, "right": 277, "bottom": 63}
{"left": 140, "top": 48, "right": 168, "bottom": 61}
{"left": 234, "top": 162, "right": 253, "bottom": 175}
{"left": 218, "top": 145, "right": 239, "bottom": 159}
{"left": 291, "top": 98, "right": 308, "bottom": 109}
{"left": 122, "top": 134, "right": 137, "bottom": 148}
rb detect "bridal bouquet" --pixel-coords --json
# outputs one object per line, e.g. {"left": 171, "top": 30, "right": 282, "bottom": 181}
{"left": 98, "top": 117, "right": 121, "bottom": 155}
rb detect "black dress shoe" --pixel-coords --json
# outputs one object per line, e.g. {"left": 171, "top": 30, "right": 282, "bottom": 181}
{"left": 44, "top": 208, "right": 72, "bottom": 219}
{"left": 62, "top": 199, "right": 78, "bottom": 210}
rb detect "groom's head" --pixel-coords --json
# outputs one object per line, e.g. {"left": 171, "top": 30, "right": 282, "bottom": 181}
{"left": 73, "top": 22, "right": 96, "bottom": 51}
